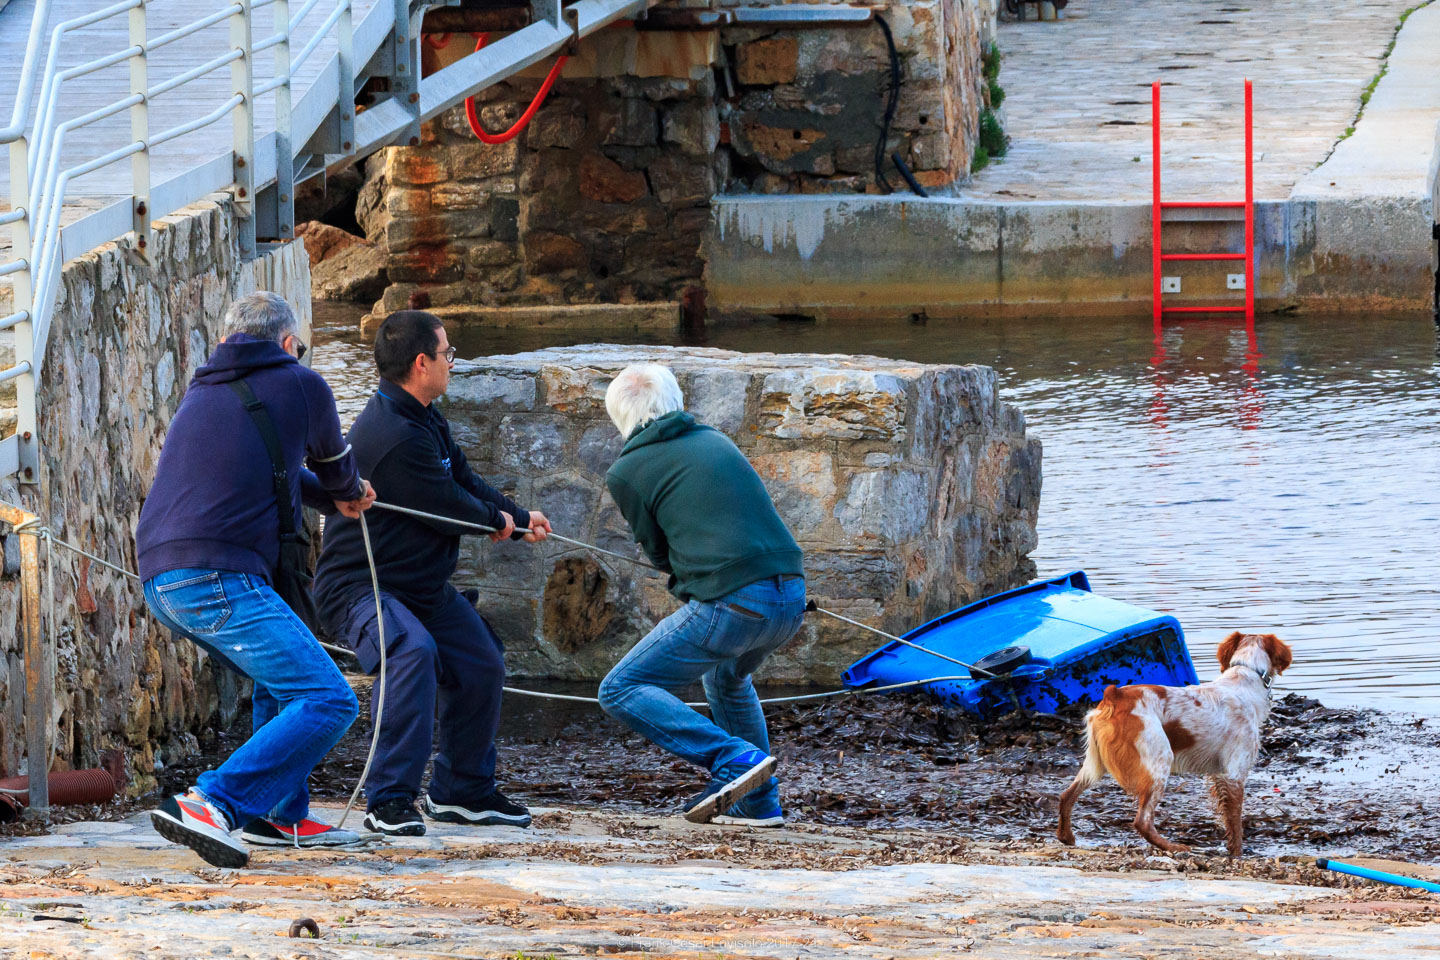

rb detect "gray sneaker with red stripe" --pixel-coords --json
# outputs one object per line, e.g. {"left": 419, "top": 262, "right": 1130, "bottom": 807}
{"left": 240, "top": 816, "right": 365, "bottom": 848}
{"left": 150, "top": 791, "right": 249, "bottom": 868}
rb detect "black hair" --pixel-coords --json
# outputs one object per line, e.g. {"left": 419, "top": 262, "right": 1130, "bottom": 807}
{"left": 374, "top": 310, "right": 444, "bottom": 383}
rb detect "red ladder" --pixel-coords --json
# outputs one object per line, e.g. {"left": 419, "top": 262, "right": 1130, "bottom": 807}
{"left": 1151, "top": 79, "right": 1254, "bottom": 322}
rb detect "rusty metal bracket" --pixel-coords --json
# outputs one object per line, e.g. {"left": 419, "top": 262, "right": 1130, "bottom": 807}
{"left": 0, "top": 500, "right": 48, "bottom": 815}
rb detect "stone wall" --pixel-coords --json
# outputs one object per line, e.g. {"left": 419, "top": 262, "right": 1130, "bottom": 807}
{"left": 439, "top": 344, "right": 1040, "bottom": 683}
{"left": 0, "top": 198, "right": 310, "bottom": 789}
{"left": 354, "top": 0, "right": 990, "bottom": 320}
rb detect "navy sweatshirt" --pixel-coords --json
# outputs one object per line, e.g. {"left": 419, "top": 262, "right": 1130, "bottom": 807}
{"left": 136, "top": 334, "right": 363, "bottom": 583}
{"left": 314, "top": 380, "right": 530, "bottom": 626}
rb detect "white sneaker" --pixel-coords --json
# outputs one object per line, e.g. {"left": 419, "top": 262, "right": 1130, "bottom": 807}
{"left": 151, "top": 791, "right": 248, "bottom": 868}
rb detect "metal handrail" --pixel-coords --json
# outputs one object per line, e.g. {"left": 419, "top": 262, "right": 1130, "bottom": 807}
{"left": 147, "top": 4, "right": 244, "bottom": 52}
{"left": 2, "top": 0, "right": 663, "bottom": 488}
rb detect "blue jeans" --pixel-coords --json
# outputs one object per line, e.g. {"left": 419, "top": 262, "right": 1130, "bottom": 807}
{"left": 599, "top": 576, "right": 806, "bottom": 809}
{"left": 143, "top": 568, "right": 359, "bottom": 828}
{"left": 337, "top": 587, "right": 505, "bottom": 809}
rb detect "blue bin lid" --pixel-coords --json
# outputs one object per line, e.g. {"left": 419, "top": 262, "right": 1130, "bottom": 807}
{"left": 842, "top": 570, "right": 1185, "bottom": 689}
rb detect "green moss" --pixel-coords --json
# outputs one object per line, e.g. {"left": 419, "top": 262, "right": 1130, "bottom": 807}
{"left": 1347, "top": 2, "right": 1432, "bottom": 134}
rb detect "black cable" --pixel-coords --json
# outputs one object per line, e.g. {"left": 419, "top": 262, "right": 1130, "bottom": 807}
{"left": 874, "top": 14, "right": 901, "bottom": 194}
{"left": 891, "top": 153, "right": 929, "bottom": 197}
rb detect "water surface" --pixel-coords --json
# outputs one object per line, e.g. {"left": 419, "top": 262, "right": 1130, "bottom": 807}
{"left": 314, "top": 305, "right": 1439, "bottom": 713}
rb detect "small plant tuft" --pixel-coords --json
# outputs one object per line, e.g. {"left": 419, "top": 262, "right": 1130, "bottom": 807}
{"left": 987, "top": 77, "right": 1006, "bottom": 109}
{"left": 982, "top": 41, "right": 1002, "bottom": 81}
{"left": 978, "top": 108, "right": 1008, "bottom": 159}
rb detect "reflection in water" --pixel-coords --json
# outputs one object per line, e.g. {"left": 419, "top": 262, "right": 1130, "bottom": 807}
{"left": 314, "top": 304, "right": 1440, "bottom": 713}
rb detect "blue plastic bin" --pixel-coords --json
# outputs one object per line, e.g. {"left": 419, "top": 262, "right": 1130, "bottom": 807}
{"left": 840, "top": 571, "right": 1199, "bottom": 718}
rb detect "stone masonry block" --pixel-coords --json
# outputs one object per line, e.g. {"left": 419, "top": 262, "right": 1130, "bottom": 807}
{"left": 442, "top": 345, "right": 1039, "bottom": 684}
{"left": 737, "top": 36, "right": 799, "bottom": 85}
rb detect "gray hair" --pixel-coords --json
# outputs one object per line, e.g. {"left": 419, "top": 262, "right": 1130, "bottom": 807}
{"left": 223, "top": 291, "right": 298, "bottom": 343}
{"left": 605, "top": 363, "right": 684, "bottom": 438}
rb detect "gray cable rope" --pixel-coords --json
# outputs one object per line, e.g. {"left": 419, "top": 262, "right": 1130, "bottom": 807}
{"left": 337, "top": 512, "right": 385, "bottom": 829}
{"left": 366, "top": 499, "right": 994, "bottom": 678}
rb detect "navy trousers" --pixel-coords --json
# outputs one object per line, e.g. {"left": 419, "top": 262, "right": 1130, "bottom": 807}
{"left": 338, "top": 587, "right": 504, "bottom": 810}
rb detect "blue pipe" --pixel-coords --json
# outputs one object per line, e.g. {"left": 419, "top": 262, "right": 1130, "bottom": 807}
{"left": 1316, "top": 858, "right": 1440, "bottom": 893}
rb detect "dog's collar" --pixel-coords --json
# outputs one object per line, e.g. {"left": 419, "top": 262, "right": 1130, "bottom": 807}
{"left": 1236, "top": 663, "right": 1274, "bottom": 691}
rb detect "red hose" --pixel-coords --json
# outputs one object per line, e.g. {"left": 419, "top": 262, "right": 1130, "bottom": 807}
{"left": 464, "top": 33, "right": 568, "bottom": 145}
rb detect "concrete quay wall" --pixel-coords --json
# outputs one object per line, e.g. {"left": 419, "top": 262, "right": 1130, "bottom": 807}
{"left": 704, "top": 188, "right": 1437, "bottom": 319}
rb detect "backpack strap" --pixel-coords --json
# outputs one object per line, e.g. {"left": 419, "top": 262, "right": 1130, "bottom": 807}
{"left": 228, "top": 378, "right": 299, "bottom": 539}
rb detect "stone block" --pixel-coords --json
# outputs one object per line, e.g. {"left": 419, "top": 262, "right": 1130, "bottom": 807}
{"left": 579, "top": 154, "right": 649, "bottom": 204}
{"left": 496, "top": 416, "right": 568, "bottom": 472}
{"left": 443, "top": 345, "right": 1039, "bottom": 683}
{"left": 647, "top": 155, "right": 716, "bottom": 206}
{"left": 524, "top": 232, "right": 589, "bottom": 274}
{"left": 758, "top": 370, "right": 908, "bottom": 441}
{"left": 737, "top": 36, "right": 799, "bottom": 85}
{"left": 525, "top": 108, "right": 587, "bottom": 149}
{"left": 603, "top": 98, "right": 659, "bottom": 147}
{"left": 661, "top": 102, "right": 721, "bottom": 156}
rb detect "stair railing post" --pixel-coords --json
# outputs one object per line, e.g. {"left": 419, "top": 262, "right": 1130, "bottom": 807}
{"left": 338, "top": 0, "right": 355, "bottom": 157}
{"left": 232, "top": 0, "right": 256, "bottom": 259}
{"left": 393, "top": 0, "right": 421, "bottom": 146}
{"left": 7, "top": 138, "right": 39, "bottom": 487}
{"left": 1151, "top": 80, "right": 1162, "bottom": 325}
{"left": 129, "top": 0, "right": 151, "bottom": 258}
{"left": 0, "top": 502, "right": 47, "bottom": 815}
{"left": 273, "top": 0, "right": 295, "bottom": 242}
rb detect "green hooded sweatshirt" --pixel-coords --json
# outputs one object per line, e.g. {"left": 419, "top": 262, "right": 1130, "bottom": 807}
{"left": 605, "top": 411, "right": 804, "bottom": 602}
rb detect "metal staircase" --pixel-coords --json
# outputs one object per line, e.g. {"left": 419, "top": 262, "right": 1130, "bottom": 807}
{"left": 0, "top": 0, "right": 654, "bottom": 484}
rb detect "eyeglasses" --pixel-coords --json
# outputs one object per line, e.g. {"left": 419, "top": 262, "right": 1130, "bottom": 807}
{"left": 287, "top": 335, "right": 308, "bottom": 362}
{"left": 435, "top": 346, "right": 456, "bottom": 363}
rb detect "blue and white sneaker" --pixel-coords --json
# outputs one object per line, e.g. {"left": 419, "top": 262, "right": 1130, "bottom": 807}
{"left": 713, "top": 795, "right": 785, "bottom": 828}
{"left": 682, "top": 750, "right": 777, "bottom": 824}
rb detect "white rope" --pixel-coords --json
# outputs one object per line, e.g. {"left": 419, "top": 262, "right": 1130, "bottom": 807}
{"left": 337, "top": 511, "right": 385, "bottom": 829}
{"left": 368, "top": 500, "right": 666, "bottom": 572}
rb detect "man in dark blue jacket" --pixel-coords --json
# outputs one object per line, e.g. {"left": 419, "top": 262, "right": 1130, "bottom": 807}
{"left": 315, "top": 310, "right": 551, "bottom": 837}
{"left": 137, "top": 292, "right": 375, "bottom": 868}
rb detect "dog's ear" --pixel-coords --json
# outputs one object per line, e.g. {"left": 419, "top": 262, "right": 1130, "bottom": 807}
{"left": 1259, "top": 634, "right": 1292, "bottom": 675}
{"left": 1216, "top": 631, "right": 1245, "bottom": 671}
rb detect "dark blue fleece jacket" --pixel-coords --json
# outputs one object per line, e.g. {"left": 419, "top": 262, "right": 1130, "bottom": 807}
{"left": 136, "top": 333, "right": 363, "bottom": 583}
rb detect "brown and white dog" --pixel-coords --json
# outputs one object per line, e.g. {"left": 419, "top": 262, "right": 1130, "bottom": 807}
{"left": 1056, "top": 631, "right": 1293, "bottom": 857}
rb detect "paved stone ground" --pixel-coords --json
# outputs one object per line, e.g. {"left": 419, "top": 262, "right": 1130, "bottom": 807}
{"left": 962, "top": 0, "right": 1421, "bottom": 202}
{"left": 5, "top": 804, "right": 1440, "bottom": 959}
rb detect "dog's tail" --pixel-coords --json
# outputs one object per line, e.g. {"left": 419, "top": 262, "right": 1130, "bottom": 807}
{"left": 1073, "top": 693, "right": 1116, "bottom": 787}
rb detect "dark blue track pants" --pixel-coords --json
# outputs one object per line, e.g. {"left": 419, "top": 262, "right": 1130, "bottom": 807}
{"left": 338, "top": 587, "right": 504, "bottom": 810}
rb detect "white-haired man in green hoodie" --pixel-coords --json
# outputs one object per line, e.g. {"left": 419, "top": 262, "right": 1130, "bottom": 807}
{"left": 598, "top": 363, "right": 807, "bottom": 828}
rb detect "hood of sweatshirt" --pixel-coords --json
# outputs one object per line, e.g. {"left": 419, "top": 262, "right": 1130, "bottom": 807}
{"left": 192, "top": 332, "right": 298, "bottom": 385}
{"left": 620, "top": 410, "right": 704, "bottom": 455}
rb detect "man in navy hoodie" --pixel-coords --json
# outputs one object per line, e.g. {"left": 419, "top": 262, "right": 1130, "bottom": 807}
{"left": 136, "top": 292, "right": 375, "bottom": 868}
{"left": 315, "top": 310, "right": 550, "bottom": 837}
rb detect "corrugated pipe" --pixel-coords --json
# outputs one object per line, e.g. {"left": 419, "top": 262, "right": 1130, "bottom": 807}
{"left": 0, "top": 749, "right": 125, "bottom": 817}
{"left": 0, "top": 767, "right": 121, "bottom": 809}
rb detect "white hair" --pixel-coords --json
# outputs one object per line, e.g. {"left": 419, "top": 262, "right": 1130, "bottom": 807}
{"left": 224, "top": 291, "right": 297, "bottom": 343}
{"left": 605, "top": 363, "right": 684, "bottom": 438}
